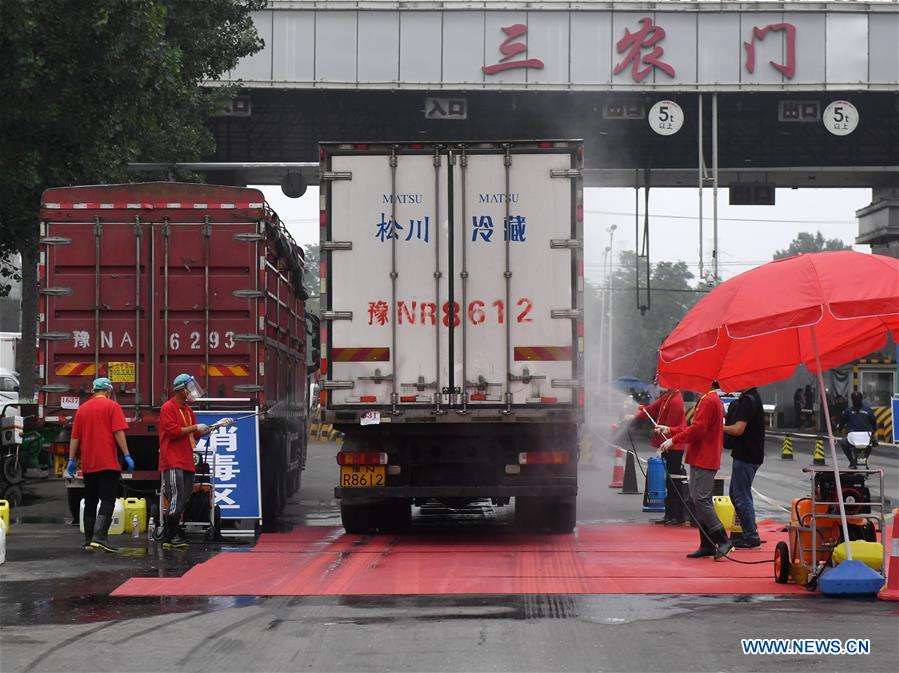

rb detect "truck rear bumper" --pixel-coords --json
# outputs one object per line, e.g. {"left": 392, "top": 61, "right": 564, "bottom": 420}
{"left": 336, "top": 484, "right": 577, "bottom": 500}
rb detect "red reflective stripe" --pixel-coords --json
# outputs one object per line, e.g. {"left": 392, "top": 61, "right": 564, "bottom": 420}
{"left": 359, "top": 395, "right": 377, "bottom": 403}
{"left": 400, "top": 395, "right": 416, "bottom": 402}
{"left": 540, "top": 397, "right": 558, "bottom": 404}
{"left": 514, "top": 346, "right": 572, "bottom": 361}
{"left": 332, "top": 348, "right": 390, "bottom": 362}
{"left": 470, "top": 393, "right": 487, "bottom": 401}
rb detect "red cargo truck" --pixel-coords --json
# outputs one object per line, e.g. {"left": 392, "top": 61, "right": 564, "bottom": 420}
{"left": 37, "top": 183, "right": 316, "bottom": 525}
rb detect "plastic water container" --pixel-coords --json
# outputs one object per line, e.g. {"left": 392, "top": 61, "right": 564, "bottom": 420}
{"left": 123, "top": 497, "right": 147, "bottom": 534}
{"left": 712, "top": 495, "right": 735, "bottom": 532}
{"left": 0, "top": 499, "right": 9, "bottom": 532}
{"left": 832, "top": 540, "right": 884, "bottom": 571}
{"left": 0, "top": 518, "right": 6, "bottom": 565}
{"left": 641, "top": 457, "right": 666, "bottom": 512}
{"left": 79, "top": 498, "right": 126, "bottom": 535}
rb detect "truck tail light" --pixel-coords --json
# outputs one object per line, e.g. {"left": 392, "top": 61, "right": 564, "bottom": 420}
{"left": 359, "top": 395, "right": 377, "bottom": 403}
{"left": 354, "top": 143, "right": 369, "bottom": 151}
{"left": 337, "top": 452, "right": 388, "bottom": 466}
{"left": 400, "top": 395, "right": 416, "bottom": 402}
{"left": 320, "top": 210, "right": 327, "bottom": 226}
{"left": 537, "top": 141, "right": 554, "bottom": 149}
{"left": 518, "top": 452, "right": 571, "bottom": 465}
{"left": 470, "top": 393, "right": 487, "bottom": 401}
{"left": 540, "top": 397, "right": 558, "bottom": 404}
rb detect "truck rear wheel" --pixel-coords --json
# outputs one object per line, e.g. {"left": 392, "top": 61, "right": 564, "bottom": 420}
{"left": 515, "top": 496, "right": 545, "bottom": 532}
{"left": 341, "top": 503, "right": 376, "bottom": 534}
{"left": 378, "top": 500, "right": 412, "bottom": 533}
{"left": 548, "top": 498, "right": 577, "bottom": 534}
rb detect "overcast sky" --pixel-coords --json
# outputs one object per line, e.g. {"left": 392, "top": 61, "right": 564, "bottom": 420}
{"left": 258, "top": 185, "right": 872, "bottom": 287}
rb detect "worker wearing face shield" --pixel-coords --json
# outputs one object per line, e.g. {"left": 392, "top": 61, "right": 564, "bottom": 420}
{"left": 157, "top": 373, "right": 210, "bottom": 548}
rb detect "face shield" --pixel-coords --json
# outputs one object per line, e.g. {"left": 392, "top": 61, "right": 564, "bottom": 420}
{"left": 173, "top": 374, "right": 205, "bottom": 402}
{"left": 184, "top": 376, "right": 205, "bottom": 402}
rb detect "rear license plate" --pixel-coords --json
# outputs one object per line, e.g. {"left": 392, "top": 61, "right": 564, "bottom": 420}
{"left": 340, "top": 465, "right": 385, "bottom": 488}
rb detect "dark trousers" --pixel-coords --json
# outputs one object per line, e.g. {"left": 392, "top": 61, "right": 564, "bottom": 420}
{"left": 840, "top": 437, "right": 874, "bottom": 466}
{"left": 729, "top": 459, "right": 760, "bottom": 544}
{"left": 82, "top": 470, "right": 119, "bottom": 543}
{"left": 663, "top": 450, "right": 686, "bottom": 522}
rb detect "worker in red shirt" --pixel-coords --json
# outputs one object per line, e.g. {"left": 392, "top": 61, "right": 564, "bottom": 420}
{"left": 158, "top": 373, "right": 211, "bottom": 549}
{"left": 66, "top": 377, "right": 134, "bottom": 552}
{"left": 658, "top": 381, "right": 733, "bottom": 560}
{"left": 627, "top": 384, "right": 687, "bottom": 525}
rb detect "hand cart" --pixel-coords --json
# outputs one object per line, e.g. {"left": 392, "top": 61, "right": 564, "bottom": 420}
{"left": 774, "top": 466, "right": 886, "bottom": 591}
{"left": 150, "top": 448, "right": 222, "bottom": 543}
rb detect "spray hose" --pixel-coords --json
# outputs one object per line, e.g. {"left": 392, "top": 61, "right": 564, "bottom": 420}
{"left": 622, "top": 422, "right": 769, "bottom": 566}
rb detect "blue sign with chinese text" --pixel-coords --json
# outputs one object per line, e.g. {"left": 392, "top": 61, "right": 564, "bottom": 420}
{"left": 194, "top": 411, "right": 261, "bottom": 520}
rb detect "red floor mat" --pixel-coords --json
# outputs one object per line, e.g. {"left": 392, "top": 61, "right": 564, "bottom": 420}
{"left": 112, "top": 520, "right": 818, "bottom": 597}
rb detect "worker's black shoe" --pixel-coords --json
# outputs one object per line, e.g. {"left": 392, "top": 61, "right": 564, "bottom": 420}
{"left": 652, "top": 518, "right": 672, "bottom": 525}
{"left": 665, "top": 519, "right": 687, "bottom": 526}
{"left": 686, "top": 546, "right": 716, "bottom": 558}
{"left": 82, "top": 542, "right": 94, "bottom": 551}
{"left": 733, "top": 538, "right": 762, "bottom": 550}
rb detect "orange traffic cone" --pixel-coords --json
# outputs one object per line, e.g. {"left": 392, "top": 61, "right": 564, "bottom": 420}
{"left": 609, "top": 447, "right": 626, "bottom": 488}
{"left": 879, "top": 509, "right": 899, "bottom": 602}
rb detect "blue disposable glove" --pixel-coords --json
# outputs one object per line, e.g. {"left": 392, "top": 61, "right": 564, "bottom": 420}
{"left": 66, "top": 458, "right": 77, "bottom": 477}
{"left": 124, "top": 455, "right": 135, "bottom": 472}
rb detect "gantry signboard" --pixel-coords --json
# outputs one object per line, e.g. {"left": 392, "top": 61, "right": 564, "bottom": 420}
{"left": 221, "top": 1, "right": 899, "bottom": 91}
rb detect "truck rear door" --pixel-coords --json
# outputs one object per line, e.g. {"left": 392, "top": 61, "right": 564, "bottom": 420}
{"left": 323, "top": 142, "right": 583, "bottom": 414}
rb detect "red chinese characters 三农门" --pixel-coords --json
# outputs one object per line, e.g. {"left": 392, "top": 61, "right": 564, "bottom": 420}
{"left": 744, "top": 23, "right": 797, "bottom": 79}
{"left": 482, "top": 24, "right": 545, "bottom": 75}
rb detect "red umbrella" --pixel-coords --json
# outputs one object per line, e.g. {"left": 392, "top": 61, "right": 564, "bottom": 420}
{"left": 659, "top": 251, "right": 899, "bottom": 392}
{"left": 657, "top": 250, "right": 899, "bottom": 565}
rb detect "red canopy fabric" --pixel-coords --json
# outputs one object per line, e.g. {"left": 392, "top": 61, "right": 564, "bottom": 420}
{"left": 658, "top": 251, "right": 899, "bottom": 391}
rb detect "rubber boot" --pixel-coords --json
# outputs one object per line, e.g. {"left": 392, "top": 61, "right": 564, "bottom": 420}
{"left": 686, "top": 523, "right": 716, "bottom": 558}
{"left": 712, "top": 526, "right": 734, "bottom": 560}
{"left": 90, "top": 514, "right": 118, "bottom": 553}
{"left": 82, "top": 511, "right": 96, "bottom": 551}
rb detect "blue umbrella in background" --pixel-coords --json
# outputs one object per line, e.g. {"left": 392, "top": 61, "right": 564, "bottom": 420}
{"left": 611, "top": 376, "right": 650, "bottom": 394}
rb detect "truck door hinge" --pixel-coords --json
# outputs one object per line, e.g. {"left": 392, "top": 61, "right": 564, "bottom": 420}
{"left": 320, "top": 171, "right": 352, "bottom": 181}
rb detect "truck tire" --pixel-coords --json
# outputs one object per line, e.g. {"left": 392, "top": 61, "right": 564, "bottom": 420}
{"left": 341, "top": 503, "right": 376, "bottom": 534}
{"left": 515, "top": 496, "right": 545, "bottom": 532}
{"left": 378, "top": 499, "right": 412, "bottom": 533}
{"left": 548, "top": 498, "right": 577, "bottom": 534}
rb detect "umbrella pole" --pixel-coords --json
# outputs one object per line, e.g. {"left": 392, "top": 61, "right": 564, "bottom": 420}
{"left": 809, "top": 326, "right": 853, "bottom": 561}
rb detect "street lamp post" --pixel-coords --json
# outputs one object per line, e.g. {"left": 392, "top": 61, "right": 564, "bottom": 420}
{"left": 606, "top": 224, "right": 617, "bottom": 415}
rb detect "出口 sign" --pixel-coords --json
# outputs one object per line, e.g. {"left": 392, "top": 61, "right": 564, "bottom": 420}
{"left": 226, "top": 4, "right": 899, "bottom": 91}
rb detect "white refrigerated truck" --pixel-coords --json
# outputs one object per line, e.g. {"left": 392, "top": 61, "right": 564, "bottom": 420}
{"left": 320, "top": 141, "right": 584, "bottom": 533}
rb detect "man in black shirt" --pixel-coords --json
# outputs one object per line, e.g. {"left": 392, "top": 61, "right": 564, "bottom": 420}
{"left": 723, "top": 387, "right": 765, "bottom": 549}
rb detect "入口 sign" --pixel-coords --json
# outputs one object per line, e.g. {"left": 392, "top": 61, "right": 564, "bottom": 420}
{"left": 425, "top": 97, "right": 467, "bottom": 120}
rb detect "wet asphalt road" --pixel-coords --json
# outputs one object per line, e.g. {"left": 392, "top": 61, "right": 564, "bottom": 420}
{"left": 1, "top": 432, "right": 897, "bottom": 673}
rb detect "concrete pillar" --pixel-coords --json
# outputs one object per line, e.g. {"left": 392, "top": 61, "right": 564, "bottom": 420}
{"left": 855, "top": 187, "right": 899, "bottom": 259}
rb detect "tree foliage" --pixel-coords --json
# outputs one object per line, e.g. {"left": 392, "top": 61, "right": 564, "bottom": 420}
{"left": 302, "top": 243, "right": 320, "bottom": 316}
{"left": 586, "top": 251, "right": 703, "bottom": 393}
{"left": 773, "top": 231, "right": 851, "bottom": 260}
{"left": 0, "top": 0, "right": 265, "bottom": 395}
